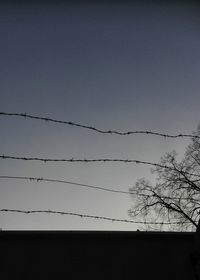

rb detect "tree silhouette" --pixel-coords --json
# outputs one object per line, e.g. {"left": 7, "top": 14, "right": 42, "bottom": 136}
{"left": 129, "top": 125, "right": 200, "bottom": 231}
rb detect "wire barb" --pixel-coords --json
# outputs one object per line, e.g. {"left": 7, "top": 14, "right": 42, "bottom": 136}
{"left": 0, "top": 111, "right": 199, "bottom": 139}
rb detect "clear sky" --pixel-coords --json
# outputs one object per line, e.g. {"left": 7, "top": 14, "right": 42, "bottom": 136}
{"left": 0, "top": 1, "right": 200, "bottom": 230}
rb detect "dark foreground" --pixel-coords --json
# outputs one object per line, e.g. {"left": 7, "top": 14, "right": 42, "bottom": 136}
{"left": 0, "top": 231, "right": 196, "bottom": 280}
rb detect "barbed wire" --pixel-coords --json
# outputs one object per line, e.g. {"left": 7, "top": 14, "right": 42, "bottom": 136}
{"left": 0, "top": 112, "right": 199, "bottom": 139}
{"left": 0, "top": 175, "right": 132, "bottom": 195}
{"left": 0, "top": 209, "right": 192, "bottom": 225}
{"left": 1, "top": 154, "right": 200, "bottom": 177}
{"left": 0, "top": 175, "right": 198, "bottom": 201}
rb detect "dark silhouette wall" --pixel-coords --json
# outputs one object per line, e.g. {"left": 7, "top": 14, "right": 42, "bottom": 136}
{"left": 0, "top": 231, "right": 196, "bottom": 280}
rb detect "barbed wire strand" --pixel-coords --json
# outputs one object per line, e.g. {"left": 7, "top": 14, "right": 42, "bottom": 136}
{"left": 0, "top": 175, "right": 132, "bottom": 195}
{"left": 1, "top": 154, "right": 199, "bottom": 177}
{"left": 0, "top": 112, "right": 199, "bottom": 139}
{"left": 0, "top": 175, "right": 197, "bottom": 201}
{"left": 0, "top": 209, "right": 192, "bottom": 225}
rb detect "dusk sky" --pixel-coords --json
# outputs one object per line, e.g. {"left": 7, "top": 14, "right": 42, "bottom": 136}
{"left": 0, "top": 1, "right": 200, "bottom": 230}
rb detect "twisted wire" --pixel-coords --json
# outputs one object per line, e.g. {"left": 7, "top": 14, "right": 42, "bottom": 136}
{"left": 0, "top": 112, "right": 199, "bottom": 139}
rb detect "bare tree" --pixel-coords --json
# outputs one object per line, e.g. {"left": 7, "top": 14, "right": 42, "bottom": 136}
{"left": 129, "top": 125, "right": 200, "bottom": 231}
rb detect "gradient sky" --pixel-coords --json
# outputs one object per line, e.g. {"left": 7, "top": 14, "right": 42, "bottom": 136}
{"left": 0, "top": 1, "right": 200, "bottom": 230}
